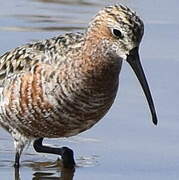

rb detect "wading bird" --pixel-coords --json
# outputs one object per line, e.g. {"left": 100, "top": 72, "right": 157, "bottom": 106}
{"left": 0, "top": 5, "right": 157, "bottom": 169}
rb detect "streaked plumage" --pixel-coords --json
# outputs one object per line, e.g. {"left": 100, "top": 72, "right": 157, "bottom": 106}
{"left": 0, "top": 5, "right": 157, "bottom": 168}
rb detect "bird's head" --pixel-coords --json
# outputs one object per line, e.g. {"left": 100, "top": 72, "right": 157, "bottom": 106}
{"left": 86, "top": 5, "right": 158, "bottom": 125}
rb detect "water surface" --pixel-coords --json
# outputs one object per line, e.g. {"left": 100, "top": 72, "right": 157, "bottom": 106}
{"left": 0, "top": 0, "right": 179, "bottom": 179}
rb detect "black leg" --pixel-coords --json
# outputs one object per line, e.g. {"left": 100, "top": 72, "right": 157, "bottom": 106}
{"left": 14, "top": 152, "right": 20, "bottom": 168}
{"left": 33, "top": 138, "right": 75, "bottom": 169}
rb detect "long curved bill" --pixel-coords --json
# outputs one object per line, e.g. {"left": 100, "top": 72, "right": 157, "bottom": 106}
{"left": 126, "top": 47, "right": 158, "bottom": 125}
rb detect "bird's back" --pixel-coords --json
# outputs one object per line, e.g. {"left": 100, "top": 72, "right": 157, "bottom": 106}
{"left": 0, "top": 32, "right": 84, "bottom": 85}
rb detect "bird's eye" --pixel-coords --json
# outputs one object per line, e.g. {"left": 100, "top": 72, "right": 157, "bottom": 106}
{"left": 112, "top": 29, "right": 123, "bottom": 39}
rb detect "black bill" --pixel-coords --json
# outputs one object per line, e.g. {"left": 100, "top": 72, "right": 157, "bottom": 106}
{"left": 126, "top": 47, "right": 158, "bottom": 125}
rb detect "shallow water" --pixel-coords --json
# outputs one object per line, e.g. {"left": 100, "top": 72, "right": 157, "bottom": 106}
{"left": 0, "top": 0, "right": 179, "bottom": 179}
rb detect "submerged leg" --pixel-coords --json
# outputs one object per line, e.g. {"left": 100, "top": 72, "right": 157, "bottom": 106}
{"left": 33, "top": 138, "right": 75, "bottom": 169}
{"left": 14, "top": 165, "right": 20, "bottom": 180}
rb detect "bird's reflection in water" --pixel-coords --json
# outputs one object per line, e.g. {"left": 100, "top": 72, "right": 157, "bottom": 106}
{"left": 14, "top": 159, "right": 75, "bottom": 180}
{"left": 32, "top": 168, "right": 74, "bottom": 180}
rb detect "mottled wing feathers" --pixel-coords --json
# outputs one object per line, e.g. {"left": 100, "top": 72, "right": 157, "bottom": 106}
{"left": 0, "top": 45, "right": 44, "bottom": 83}
{"left": 0, "top": 32, "right": 84, "bottom": 85}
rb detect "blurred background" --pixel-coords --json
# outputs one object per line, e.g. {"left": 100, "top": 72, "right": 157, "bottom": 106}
{"left": 0, "top": 0, "right": 179, "bottom": 179}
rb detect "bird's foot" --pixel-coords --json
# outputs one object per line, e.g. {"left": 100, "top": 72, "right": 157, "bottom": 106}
{"left": 61, "top": 147, "right": 75, "bottom": 169}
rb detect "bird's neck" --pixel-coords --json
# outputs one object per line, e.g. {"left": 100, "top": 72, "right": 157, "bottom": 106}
{"left": 75, "top": 35, "right": 122, "bottom": 89}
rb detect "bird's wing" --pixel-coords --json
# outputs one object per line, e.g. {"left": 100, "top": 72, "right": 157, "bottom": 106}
{"left": 0, "top": 32, "right": 84, "bottom": 86}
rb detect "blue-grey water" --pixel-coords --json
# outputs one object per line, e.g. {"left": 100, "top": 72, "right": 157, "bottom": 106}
{"left": 0, "top": 0, "right": 179, "bottom": 179}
